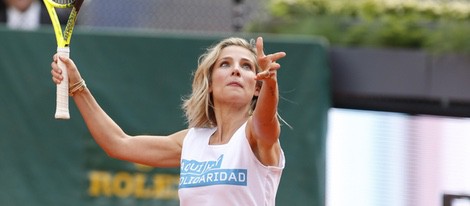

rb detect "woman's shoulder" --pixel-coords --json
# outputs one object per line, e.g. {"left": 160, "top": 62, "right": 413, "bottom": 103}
{"left": 167, "top": 129, "right": 189, "bottom": 146}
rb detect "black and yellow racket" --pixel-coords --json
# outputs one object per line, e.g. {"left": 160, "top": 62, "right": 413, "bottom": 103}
{"left": 43, "top": 0, "right": 84, "bottom": 119}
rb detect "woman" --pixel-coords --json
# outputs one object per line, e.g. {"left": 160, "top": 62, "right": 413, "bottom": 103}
{"left": 51, "top": 36, "right": 287, "bottom": 205}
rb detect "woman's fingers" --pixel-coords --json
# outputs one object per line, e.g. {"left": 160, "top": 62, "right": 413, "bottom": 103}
{"left": 51, "top": 71, "right": 62, "bottom": 84}
{"left": 256, "top": 36, "right": 265, "bottom": 58}
{"left": 56, "top": 55, "right": 83, "bottom": 86}
{"left": 53, "top": 53, "right": 58, "bottom": 62}
{"left": 269, "top": 52, "right": 286, "bottom": 62}
{"left": 255, "top": 36, "right": 287, "bottom": 80}
{"left": 256, "top": 62, "right": 281, "bottom": 80}
{"left": 256, "top": 37, "right": 286, "bottom": 67}
{"left": 51, "top": 59, "right": 63, "bottom": 84}
{"left": 51, "top": 54, "right": 77, "bottom": 85}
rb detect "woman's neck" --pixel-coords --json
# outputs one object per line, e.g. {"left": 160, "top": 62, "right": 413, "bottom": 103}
{"left": 210, "top": 110, "right": 248, "bottom": 145}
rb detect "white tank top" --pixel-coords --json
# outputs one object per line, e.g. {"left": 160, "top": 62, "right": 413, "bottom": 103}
{"left": 178, "top": 122, "right": 285, "bottom": 206}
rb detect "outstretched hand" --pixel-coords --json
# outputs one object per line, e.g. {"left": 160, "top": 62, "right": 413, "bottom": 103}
{"left": 255, "top": 37, "right": 286, "bottom": 80}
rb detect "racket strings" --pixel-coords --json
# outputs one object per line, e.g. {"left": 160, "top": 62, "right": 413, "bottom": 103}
{"left": 52, "top": 0, "right": 75, "bottom": 4}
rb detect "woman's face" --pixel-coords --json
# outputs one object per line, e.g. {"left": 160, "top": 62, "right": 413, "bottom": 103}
{"left": 210, "top": 45, "right": 258, "bottom": 107}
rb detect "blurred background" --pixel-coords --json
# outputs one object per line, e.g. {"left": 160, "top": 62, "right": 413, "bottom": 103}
{"left": 1, "top": 0, "right": 470, "bottom": 206}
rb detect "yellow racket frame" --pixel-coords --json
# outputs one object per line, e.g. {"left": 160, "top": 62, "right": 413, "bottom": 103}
{"left": 43, "top": 0, "right": 79, "bottom": 48}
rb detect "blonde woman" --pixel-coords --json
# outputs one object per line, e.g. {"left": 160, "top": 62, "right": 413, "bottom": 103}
{"left": 51, "top": 36, "right": 287, "bottom": 205}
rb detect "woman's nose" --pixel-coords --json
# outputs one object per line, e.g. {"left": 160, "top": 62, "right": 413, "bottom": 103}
{"left": 231, "top": 65, "right": 241, "bottom": 76}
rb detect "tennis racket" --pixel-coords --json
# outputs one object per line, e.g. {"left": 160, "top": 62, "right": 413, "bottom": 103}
{"left": 43, "top": 0, "right": 84, "bottom": 119}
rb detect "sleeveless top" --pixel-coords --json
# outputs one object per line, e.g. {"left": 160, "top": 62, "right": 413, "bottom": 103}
{"left": 178, "top": 122, "right": 285, "bottom": 206}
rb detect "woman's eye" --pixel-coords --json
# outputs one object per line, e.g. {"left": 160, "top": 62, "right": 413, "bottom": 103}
{"left": 220, "top": 62, "right": 229, "bottom": 68}
{"left": 242, "top": 64, "right": 252, "bottom": 70}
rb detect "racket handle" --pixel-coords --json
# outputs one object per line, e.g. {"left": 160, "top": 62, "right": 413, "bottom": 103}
{"left": 55, "top": 47, "right": 70, "bottom": 119}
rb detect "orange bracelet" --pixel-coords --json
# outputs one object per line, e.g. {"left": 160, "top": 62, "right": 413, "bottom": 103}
{"left": 69, "top": 79, "right": 86, "bottom": 96}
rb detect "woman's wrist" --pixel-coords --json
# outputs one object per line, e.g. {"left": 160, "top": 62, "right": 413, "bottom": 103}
{"left": 69, "top": 79, "right": 86, "bottom": 96}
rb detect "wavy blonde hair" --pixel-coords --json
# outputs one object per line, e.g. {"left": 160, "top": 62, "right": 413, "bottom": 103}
{"left": 182, "top": 37, "right": 260, "bottom": 128}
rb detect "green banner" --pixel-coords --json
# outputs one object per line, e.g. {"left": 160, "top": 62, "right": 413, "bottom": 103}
{"left": 0, "top": 26, "right": 330, "bottom": 205}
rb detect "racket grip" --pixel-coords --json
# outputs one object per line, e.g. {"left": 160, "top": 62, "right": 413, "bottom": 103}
{"left": 55, "top": 47, "right": 70, "bottom": 119}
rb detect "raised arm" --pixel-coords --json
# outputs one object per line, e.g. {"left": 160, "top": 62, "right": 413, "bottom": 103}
{"left": 51, "top": 55, "right": 185, "bottom": 168}
{"left": 247, "top": 37, "right": 286, "bottom": 166}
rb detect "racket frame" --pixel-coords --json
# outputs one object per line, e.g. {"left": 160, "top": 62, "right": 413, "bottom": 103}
{"left": 43, "top": 0, "right": 84, "bottom": 119}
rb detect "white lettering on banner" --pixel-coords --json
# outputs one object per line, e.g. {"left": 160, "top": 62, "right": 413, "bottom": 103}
{"left": 179, "top": 155, "right": 248, "bottom": 188}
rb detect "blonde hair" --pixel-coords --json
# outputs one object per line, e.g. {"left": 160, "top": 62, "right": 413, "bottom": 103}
{"left": 182, "top": 37, "right": 260, "bottom": 128}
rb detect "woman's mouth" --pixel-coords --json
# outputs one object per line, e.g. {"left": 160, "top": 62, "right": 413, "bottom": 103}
{"left": 227, "top": 81, "right": 243, "bottom": 88}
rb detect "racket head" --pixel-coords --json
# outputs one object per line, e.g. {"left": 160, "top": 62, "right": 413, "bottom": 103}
{"left": 43, "top": 0, "right": 76, "bottom": 8}
{"left": 43, "top": 0, "right": 84, "bottom": 47}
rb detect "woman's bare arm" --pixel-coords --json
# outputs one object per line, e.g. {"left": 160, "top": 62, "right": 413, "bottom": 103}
{"left": 248, "top": 37, "right": 286, "bottom": 166}
{"left": 52, "top": 55, "right": 186, "bottom": 168}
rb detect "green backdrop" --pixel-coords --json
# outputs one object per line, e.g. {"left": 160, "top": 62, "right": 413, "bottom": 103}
{"left": 0, "top": 26, "right": 330, "bottom": 206}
